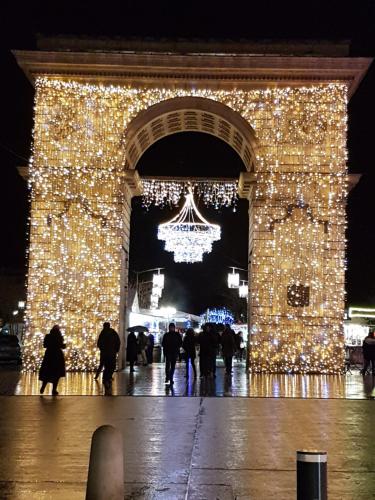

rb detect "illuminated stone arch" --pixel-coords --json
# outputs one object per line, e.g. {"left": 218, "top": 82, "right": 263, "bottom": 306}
{"left": 15, "top": 44, "right": 369, "bottom": 374}
{"left": 124, "top": 96, "right": 258, "bottom": 172}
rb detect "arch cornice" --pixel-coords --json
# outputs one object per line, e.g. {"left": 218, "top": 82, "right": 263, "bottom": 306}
{"left": 13, "top": 50, "right": 372, "bottom": 98}
{"left": 124, "top": 96, "right": 258, "bottom": 171}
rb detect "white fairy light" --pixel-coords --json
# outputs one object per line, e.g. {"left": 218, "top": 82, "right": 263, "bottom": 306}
{"left": 158, "top": 189, "right": 221, "bottom": 263}
{"left": 142, "top": 179, "right": 238, "bottom": 210}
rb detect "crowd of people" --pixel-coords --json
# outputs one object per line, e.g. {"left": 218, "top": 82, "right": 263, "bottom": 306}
{"left": 38, "top": 322, "right": 245, "bottom": 394}
{"left": 37, "top": 322, "right": 375, "bottom": 395}
{"left": 154, "top": 322, "right": 244, "bottom": 386}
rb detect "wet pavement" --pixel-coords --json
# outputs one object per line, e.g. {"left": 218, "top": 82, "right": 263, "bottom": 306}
{"left": 1, "top": 364, "right": 374, "bottom": 498}
{"left": 0, "top": 396, "right": 374, "bottom": 499}
{"left": 1, "top": 361, "right": 375, "bottom": 399}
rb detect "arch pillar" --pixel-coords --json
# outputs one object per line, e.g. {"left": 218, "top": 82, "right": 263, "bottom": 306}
{"left": 238, "top": 172, "right": 257, "bottom": 370}
{"left": 119, "top": 170, "right": 142, "bottom": 368}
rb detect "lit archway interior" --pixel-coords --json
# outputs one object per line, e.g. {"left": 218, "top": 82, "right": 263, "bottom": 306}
{"left": 129, "top": 131, "right": 250, "bottom": 318}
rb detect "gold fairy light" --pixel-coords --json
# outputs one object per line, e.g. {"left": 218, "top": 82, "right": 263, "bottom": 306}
{"left": 24, "top": 77, "right": 347, "bottom": 373}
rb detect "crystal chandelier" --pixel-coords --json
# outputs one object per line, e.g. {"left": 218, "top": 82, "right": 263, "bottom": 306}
{"left": 157, "top": 189, "right": 221, "bottom": 263}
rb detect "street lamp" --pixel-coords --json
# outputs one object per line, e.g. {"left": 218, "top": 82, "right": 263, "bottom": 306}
{"left": 239, "top": 281, "right": 248, "bottom": 299}
{"left": 227, "top": 268, "right": 240, "bottom": 288}
{"left": 159, "top": 306, "right": 176, "bottom": 317}
{"left": 134, "top": 267, "right": 165, "bottom": 310}
{"left": 159, "top": 306, "right": 177, "bottom": 333}
{"left": 152, "top": 271, "right": 164, "bottom": 288}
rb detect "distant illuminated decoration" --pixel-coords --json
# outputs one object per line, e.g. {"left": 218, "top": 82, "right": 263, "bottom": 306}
{"left": 348, "top": 307, "right": 375, "bottom": 319}
{"left": 201, "top": 307, "right": 234, "bottom": 325}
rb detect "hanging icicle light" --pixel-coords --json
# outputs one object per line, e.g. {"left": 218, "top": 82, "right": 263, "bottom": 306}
{"left": 142, "top": 179, "right": 238, "bottom": 210}
{"left": 157, "top": 189, "right": 221, "bottom": 263}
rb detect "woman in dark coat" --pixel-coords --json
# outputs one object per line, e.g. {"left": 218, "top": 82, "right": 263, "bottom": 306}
{"left": 39, "top": 325, "right": 66, "bottom": 395}
{"left": 126, "top": 331, "right": 138, "bottom": 372}
{"left": 182, "top": 328, "right": 197, "bottom": 379}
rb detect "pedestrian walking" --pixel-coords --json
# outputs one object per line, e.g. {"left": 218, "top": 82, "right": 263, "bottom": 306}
{"left": 39, "top": 325, "right": 66, "bottom": 395}
{"left": 146, "top": 332, "right": 155, "bottom": 364}
{"left": 162, "top": 323, "right": 182, "bottom": 385}
{"left": 221, "top": 325, "right": 237, "bottom": 374}
{"left": 237, "top": 331, "right": 245, "bottom": 361}
{"left": 209, "top": 324, "right": 220, "bottom": 377}
{"left": 126, "top": 331, "right": 138, "bottom": 372}
{"left": 137, "top": 331, "right": 149, "bottom": 366}
{"left": 97, "top": 322, "right": 120, "bottom": 393}
{"left": 182, "top": 328, "right": 197, "bottom": 379}
{"left": 361, "top": 331, "right": 375, "bottom": 375}
{"left": 198, "top": 324, "right": 212, "bottom": 377}
{"left": 234, "top": 331, "right": 241, "bottom": 360}
{"left": 94, "top": 351, "right": 105, "bottom": 380}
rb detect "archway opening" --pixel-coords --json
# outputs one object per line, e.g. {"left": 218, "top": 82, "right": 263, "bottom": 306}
{"left": 129, "top": 131, "right": 249, "bottom": 320}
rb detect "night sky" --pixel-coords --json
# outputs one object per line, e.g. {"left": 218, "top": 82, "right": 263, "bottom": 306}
{"left": 1, "top": 1, "right": 375, "bottom": 314}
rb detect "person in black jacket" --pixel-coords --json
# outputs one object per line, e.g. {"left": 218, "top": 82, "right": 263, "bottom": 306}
{"left": 126, "top": 331, "right": 138, "bottom": 372}
{"left": 209, "top": 324, "right": 220, "bottom": 378}
{"left": 97, "top": 322, "right": 121, "bottom": 392}
{"left": 182, "top": 328, "right": 197, "bottom": 379}
{"left": 162, "top": 323, "right": 182, "bottom": 385}
{"left": 221, "top": 326, "right": 237, "bottom": 375}
{"left": 146, "top": 333, "right": 155, "bottom": 364}
{"left": 39, "top": 325, "right": 66, "bottom": 395}
{"left": 198, "top": 324, "right": 213, "bottom": 377}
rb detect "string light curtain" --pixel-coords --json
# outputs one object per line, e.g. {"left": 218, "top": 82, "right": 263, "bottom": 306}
{"left": 24, "top": 78, "right": 347, "bottom": 372}
{"left": 141, "top": 179, "right": 238, "bottom": 210}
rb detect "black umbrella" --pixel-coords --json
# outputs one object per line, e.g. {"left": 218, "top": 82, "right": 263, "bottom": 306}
{"left": 127, "top": 325, "right": 149, "bottom": 333}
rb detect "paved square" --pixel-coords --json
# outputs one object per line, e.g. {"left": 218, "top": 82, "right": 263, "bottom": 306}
{"left": 0, "top": 395, "right": 374, "bottom": 499}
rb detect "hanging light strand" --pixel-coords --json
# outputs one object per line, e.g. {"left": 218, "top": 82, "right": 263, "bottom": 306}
{"left": 141, "top": 179, "right": 238, "bottom": 210}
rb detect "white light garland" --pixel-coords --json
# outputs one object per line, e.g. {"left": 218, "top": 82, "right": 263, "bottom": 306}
{"left": 142, "top": 179, "right": 238, "bottom": 210}
{"left": 158, "top": 189, "right": 221, "bottom": 263}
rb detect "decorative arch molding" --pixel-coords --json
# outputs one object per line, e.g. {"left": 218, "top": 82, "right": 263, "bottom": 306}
{"left": 124, "top": 96, "right": 258, "bottom": 172}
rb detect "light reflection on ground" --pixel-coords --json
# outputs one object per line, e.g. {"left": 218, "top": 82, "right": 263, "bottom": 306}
{"left": 1, "top": 361, "right": 374, "bottom": 398}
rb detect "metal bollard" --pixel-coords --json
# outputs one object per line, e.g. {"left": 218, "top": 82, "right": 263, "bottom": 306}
{"left": 86, "top": 425, "right": 124, "bottom": 500}
{"left": 297, "top": 450, "right": 327, "bottom": 500}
